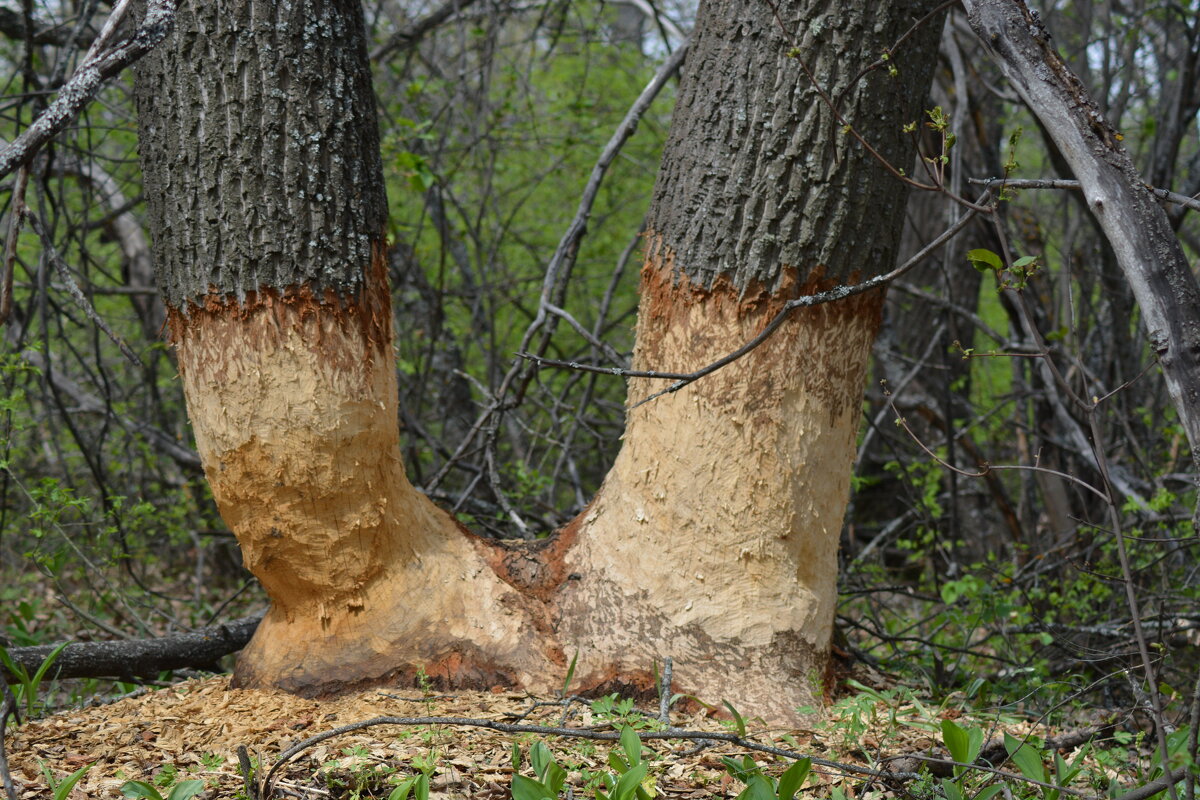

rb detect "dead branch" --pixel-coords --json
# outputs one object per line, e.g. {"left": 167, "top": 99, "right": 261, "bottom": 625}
{"left": 1, "top": 615, "right": 260, "bottom": 684}
{"left": 0, "top": 0, "right": 176, "bottom": 180}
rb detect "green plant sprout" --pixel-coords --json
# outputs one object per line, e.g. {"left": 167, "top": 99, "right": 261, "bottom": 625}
{"left": 509, "top": 725, "right": 654, "bottom": 800}
{"left": 119, "top": 777, "right": 205, "bottom": 800}
{"left": 967, "top": 247, "right": 1040, "bottom": 291}
{"left": 941, "top": 719, "right": 1005, "bottom": 800}
{"left": 41, "top": 760, "right": 93, "bottom": 800}
{"left": 720, "top": 755, "right": 811, "bottom": 800}
{"left": 387, "top": 751, "right": 438, "bottom": 800}
{"left": 0, "top": 641, "right": 68, "bottom": 718}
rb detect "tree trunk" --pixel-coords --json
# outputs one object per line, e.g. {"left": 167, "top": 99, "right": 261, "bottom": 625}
{"left": 135, "top": 0, "right": 556, "bottom": 695}
{"left": 555, "top": 0, "right": 945, "bottom": 719}
{"left": 135, "top": 0, "right": 942, "bottom": 724}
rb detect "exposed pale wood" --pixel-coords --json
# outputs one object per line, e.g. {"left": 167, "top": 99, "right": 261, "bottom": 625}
{"left": 558, "top": 259, "right": 886, "bottom": 720}
{"left": 135, "top": 0, "right": 945, "bottom": 725}
{"left": 169, "top": 256, "right": 558, "bottom": 696}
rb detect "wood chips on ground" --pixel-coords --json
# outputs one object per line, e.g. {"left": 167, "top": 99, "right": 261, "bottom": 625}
{"left": 1, "top": 675, "right": 824, "bottom": 799}
{"left": 4, "top": 672, "right": 1073, "bottom": 799}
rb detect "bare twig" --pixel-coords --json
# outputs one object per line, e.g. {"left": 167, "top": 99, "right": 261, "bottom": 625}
{"left": 886, "top": 385, "right": 1111, "bottom": 503}
{"left": 371, "top": 0, "right": 481, "bottom": 61}
{"left": 837, "top": 0, "right": 963, "bottom": 110}
{"left": 262, "top": 714, "right": 908, "bottom": 795}
{"left": 0, "top": 0, "right": 176, "bottom": 180}
{"left": 1116, "top": 767, "right": 1194, "bottom": 800}
{"left": 24, "top": 212, "right": 143, "bottom": 367}
{"left": 1088, "top": 405, "right": 1179, "bottom": 800}
{"left": 968, "top": 177, "right": 1200, "bottom": 214}
{"left": 519, "top": 194, "right": 983, "bottom": 409}
{"left": 0, "top": 164, "right": 29, "bottom": 326}
{"left": 426, "top": 41, "right": 689, "bottom": 492}
{"left": 0, "top": 680, "right": 20, "bottom": 800}
{"left": 1188, "top": 666, "right": 1200, "bottom": 800}
{"left": 657, "top": 656, "right": 673, "bottom": 724}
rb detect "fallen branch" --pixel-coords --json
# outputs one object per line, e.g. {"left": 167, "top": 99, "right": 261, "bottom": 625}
{"left": 262, "top": 714, "right": 910, "bottom": 795}
{"left": 1, "top": 615, "right": 260, "bottom": 683}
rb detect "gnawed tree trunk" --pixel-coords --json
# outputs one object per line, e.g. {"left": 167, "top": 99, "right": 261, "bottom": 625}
{"left": 135, "top": 0, "right": 942, "bottom": 724}
{"left": 553, "top": 0, "right": 945, "bottom": 720}
{"left": 135, "top": 0, "right": 556, "bottom": 694}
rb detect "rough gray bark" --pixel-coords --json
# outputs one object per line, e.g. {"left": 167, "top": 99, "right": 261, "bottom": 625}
{"left": 134, "top": 0, "right": 387, "bottom": 307}
{"left": 646, "top": 0, "right": 945, "bottom": 292}
{"left": 1, "top": 616, "right": 260, "bottom": 683}
{"left": 963, "top": 0, "right": 1200, "bottom": 471}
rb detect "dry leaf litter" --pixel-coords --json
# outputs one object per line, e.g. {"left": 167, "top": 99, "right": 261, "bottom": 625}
{"left": 3, "top": 673, "right": 1081, "bottom": 799}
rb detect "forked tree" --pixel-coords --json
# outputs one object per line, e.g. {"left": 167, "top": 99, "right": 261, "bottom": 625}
{"left": 133, "top": 0, "right": 943, "bottom": 722}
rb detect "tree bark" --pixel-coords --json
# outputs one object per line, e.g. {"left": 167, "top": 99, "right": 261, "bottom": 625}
{"left": 136, "top": 0, "right": 557, "bottom": 699}
{"left": 2, "top": 617, "right": 260, "bottom": 683}
{"left": 554, "top": 0, "right": 946, "bottom": 720}
{"left": 962, "top": 0, "right": 1200, "bottom": 473}
{"left": 134, "top": 0, "right": 943, "bottom": 724}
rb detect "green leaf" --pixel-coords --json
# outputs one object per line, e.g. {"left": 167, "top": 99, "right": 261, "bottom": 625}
{"left": 30, "top": 641, "right": 69, "bottom": 689}
{"left": 942, "top": 719, "right": 970, "bottom": 765}
{"left": 777, "top": 758, "right": 811, "bottom": 800}
{"left": 51, "top": 763, "right": 93, "bottom": 800}
{"left": 975, "top": 783, "right": 1007, "bottom": 800}
{"left": 511, "top": 774, "right": 554, "bottom": 800}
{"left": 942, "top": 777, "right": 965, "bottom": 800}
{"left": 723, "top": 700, "right": 747, "bottom": 737}
{"left": 967, "top": 248, "right": 1003, "bottom": 271}
{"left": 967, "top": 726, "right": 984, "bottom": 763}
{"left": 1004, "top": 733, "right": 1046, "bottom": 784}
{"left": 1012, "top": 256, "right": 1037, "bottom": 268}
{"left": 511, "top": 742, "right": 522, "bottom": 772}
{"left": 1054, "top": 752, "right": 1083, "bottom": 786}
{"left": 608, "top": 751, "right": 630, "bottom": 773}
{"left": 620, "top": 725, "right": 642, "bottom": 766}
{"left": 530, "top": 741, "right": 553, "bottom": 780}
{"left": 164, "top": 780, "right": 206, "bottom": 800}
{"left": 735, "top": 775, "right": 777, "bottom": 800}
{"left": 387, "top": 776, "right": 417, "bottom": 800}
{"left": 543, "top": 760, "right": 568, "bottom": 796}
{"left": 721, "top": 756, "right": 757, "bottom": 784}
{"left": 611, "top": 762, "right": 648, "bottom": 800}
{"left": 414, "top": 773, "right": 430, "bottom": 800}
{"left": 0, "top": 646, "right": 29, "bottom": 684}
{"left": 120, "top": 780, "right": 166, "bottom": 800}
{"left": 561, "top": 651, "right": 578, "bottom": 696}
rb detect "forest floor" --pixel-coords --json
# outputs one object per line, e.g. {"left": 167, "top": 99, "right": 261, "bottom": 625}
{"left": 4, "top": 664, "right": 1115, "bottom": 800}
